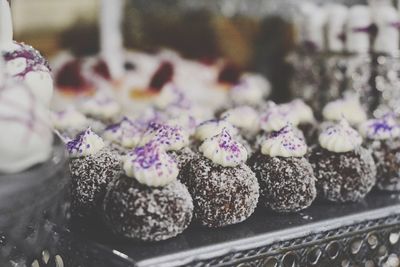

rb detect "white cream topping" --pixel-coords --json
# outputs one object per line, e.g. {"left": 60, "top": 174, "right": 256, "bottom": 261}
{"left": 139, "top": 122, "right": 189, "bottom": 151}
{"left": 199, "top": 128, "right": 247, "bottom": 167}
{"left": 67, "top": 128, "right": 105, "bottom": 158}
{"left": 220, "top": 106, "right": 260, "bottom": 134}
{"left": 260, "top": 102, "right": 298, "bottom": 132}
{"left": 103, "top": 117, "right": 145, "bottom": 148}
{"left": 230, "top": 73, "right": 271, "bottom": 106}
{"left": 80, "top": 94, "right": 121, "bottom": 120}
{"left": 319, "top": 119, "right": 362, "bottom": 153}
{"left": 51, "top": 107, "right": 89, "bottom": 131}
{"left": 359, "top": 115, "right": 400, "bottom": 140}
{"left": 0, "top": 79, "right": 53, "bottom": 173}
{"left": 261, "top": 125, "right": 307, "bottom": 157}
{"left": 286, "top": 99, "right": 315, "bottom": 124}
{"left": 123, "top": 142, "right": 178, "bottom": 187}
{"left": 195, "top": 119, "right": 238, "bottom": 141}
{"left": 322, "top": 96, "right": 367, "bottom": 125}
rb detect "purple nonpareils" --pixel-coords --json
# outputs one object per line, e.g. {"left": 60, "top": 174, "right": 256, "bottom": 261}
{"left": 67, "top": 130, "right": 87, "bottom": 154}
{"left": 218, "top": 129, "right": 241, "bottom": 155}
{"left": 130, "top": 143, "right": 161, "bottom": 169}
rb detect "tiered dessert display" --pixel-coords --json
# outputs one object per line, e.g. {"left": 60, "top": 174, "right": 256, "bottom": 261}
{"left": 0, "top": 1, "right": 69, "bottom": 266}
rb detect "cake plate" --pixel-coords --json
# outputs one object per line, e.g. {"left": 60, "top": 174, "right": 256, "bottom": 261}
{"left": 55, "top": 190, "right": 400, "bottom": 267}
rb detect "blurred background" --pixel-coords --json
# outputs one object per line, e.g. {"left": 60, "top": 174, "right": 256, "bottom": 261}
{"left": 12, "top": 0, "right": 373, "bottom": 101}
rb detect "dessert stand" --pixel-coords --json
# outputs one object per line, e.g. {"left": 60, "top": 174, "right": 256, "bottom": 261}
{"left": 52, "top": 191, "right": 400, "bottom": 267}
{"left": 0, "top": 142, "right": 70, "bottom": 267}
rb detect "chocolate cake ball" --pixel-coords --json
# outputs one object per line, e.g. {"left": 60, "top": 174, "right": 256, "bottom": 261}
{"left": 248, "top": 125, "right": 317, "bottom": 212}
{"left": 103, "top": 176, "right": 193, "bottom": 242}
{"left": 102, "top": 142, "right": 193, "bottom": 241}
{"left": 67, "top": 129, "right": 121, "bottom": 218}
{"left": 182, "top": 128, "right": 259, "bottom": 227}
{"left": 309, "top": 120, "right": 376, "bottom": 202}
{"left": 360, "top": 116, "right": 400, "bottom": 191}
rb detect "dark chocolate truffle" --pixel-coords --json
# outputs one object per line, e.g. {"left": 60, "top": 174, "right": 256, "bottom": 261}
{"left": 69, "top": 148, "right": 121, "bottom": 217}
{"left": 309, "top": 146, "right": 376, "bottom": 202}
{"left": 102, "top": 176, "right": 193, "bottom": 241}
{"left": 248, "top": 152, "right": 317, "bottom": 212}
{"left": 182, "top": 155, "right": 259, "bottom": 227}
{"left": 167, "top": 147, "right": 196, "bottom": 171}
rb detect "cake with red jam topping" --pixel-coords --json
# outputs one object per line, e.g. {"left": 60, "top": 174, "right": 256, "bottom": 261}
{"left": 360, "top": 115, "right": 400, "bottom": 191}
{"left": 182, "top": 128, "right": 259, "bottom": 228}
{"left": 248, "top": 125, "right": 317, "bottom": 212}
{"left": 309, "top": 119, "right": 376, "bottom": 202}
{"left": 102, "top": 141, "right": 193, "bottom": 241}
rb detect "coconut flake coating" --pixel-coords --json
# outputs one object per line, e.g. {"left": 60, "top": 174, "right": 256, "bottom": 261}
{"left": 69, "top": 148, "right": 122, "bottom": 218}
{"left": 309, "top": 146, "right": 376, "bottom": 202}
{"left": 102, "top": 177, "right": 193, "bottom": 242}
{"left": 167, "top": 147, "right": 196, "bottom": 171}
{"left": 367, "top": 139, "right": 400, "bottom": 191}
{"left": 182, "top": 155, "right": 259, "bottom": 228}
{"left": 248, "top": 152, "right": 317, "bottom": 212}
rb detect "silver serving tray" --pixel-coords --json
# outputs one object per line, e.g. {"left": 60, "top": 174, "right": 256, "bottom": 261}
{"left": 55, "top": 190, "right": 400, "bottom": 267}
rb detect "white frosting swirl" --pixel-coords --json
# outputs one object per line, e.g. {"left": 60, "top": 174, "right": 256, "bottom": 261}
{"left": 260, "top": 103, "right": 298, "bottom": 132}
{"left": 322, "top": 96, "right": 367, "bottom": 125}
{"left": 286, "top": 99, "right": 315, "bottom": 124}
{"left": 229, "top": 73, "right": 271, "bottom": 106}
{"left": 139, "top": 122, "right": 189, "bottom": 151}
{"left": 67, "top": 128, "right": 105, "bottom": 158}
{"left": 319, "top": 119, "right": 362, "bottom": 153}
{"left": 199, "top": 128, "right": 247, "bottom": 167}
{"left": 80, "top": 95, "right": 121, "bottom": 120}
{"left": 123, "top": 142, "right": 178, "bottom": 187}
{"left": 359, "top": 115, "right": 400, "bottom": 140}
{"left": 220, "top": 106, "right": 260, "bottom": 134}
{"left": 261, "top": 125, "right": 307, "bottom": 157}
{"left": 103, "top": 117, "right": 145, "bottom": 148}
{"left": 51, "top": 107, "right": 88, "bottom": 131}
{"left": 195, "top": 119, "right": 238, "bottom": 141}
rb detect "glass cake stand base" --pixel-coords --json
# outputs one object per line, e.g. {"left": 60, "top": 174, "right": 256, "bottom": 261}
{"left": 51, "top": 190, "right": 400, "bottom": 267}
{"left": 0, "top": 141, "right": 70, "bottom": 267}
